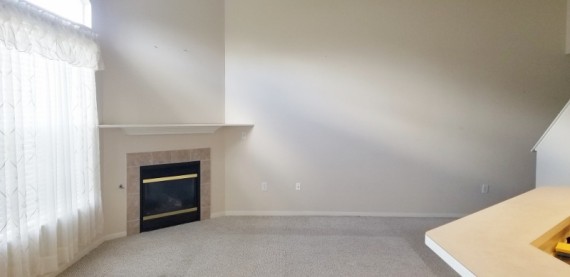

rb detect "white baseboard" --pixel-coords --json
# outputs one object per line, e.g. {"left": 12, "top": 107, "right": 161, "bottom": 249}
{"left": 222, "top": 211, "right": 465, "bottom": 218}
{"left": 47, "top": 231, "right": 127, "bottom": 277}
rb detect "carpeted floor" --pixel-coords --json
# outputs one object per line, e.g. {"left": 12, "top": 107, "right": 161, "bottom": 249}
{"left": 59, "top": 216, "right": 458, "bottom": 277}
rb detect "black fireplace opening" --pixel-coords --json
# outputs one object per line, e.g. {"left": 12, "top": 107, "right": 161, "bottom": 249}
{"left": 140, "top": 161, "right": 200, "bottom": 232}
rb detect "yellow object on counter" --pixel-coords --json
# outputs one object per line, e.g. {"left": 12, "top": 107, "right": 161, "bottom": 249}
{"left": 556, "top": 242, "right": 570, "bottom": 255}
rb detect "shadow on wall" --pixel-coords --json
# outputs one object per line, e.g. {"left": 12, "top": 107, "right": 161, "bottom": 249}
{"left": 224, "top": 0, "right": 570, "bottom": 214}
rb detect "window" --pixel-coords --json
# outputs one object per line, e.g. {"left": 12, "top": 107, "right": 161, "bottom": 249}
{"left": 25, "top": 0, "right": 92, "bottom": 27}
{"left": 0, "top": 1, "right": 102, "bottom": 276}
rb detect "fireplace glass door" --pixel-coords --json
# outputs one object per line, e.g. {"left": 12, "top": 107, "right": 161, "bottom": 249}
{"left": 140, "top": 161, "right": 200, "bottom": 232}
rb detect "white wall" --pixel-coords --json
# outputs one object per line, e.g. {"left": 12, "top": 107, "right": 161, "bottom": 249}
{"left": 92, "top": 0, "right": 570, "bottom": 233}
{"left": 225, "top": 0, "right": 570, "bottom": 215}
{"left": 95, "top": 0, "right": 225, "bottom": 124}
{"left": 536, "top": 101, "right": 570, "bottom": 187}
{"left": 92, "top": 0, "right": 226, "bottom": 236}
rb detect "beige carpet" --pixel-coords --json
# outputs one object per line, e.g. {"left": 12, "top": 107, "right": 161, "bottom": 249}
{"left": 60, "top": 216, "right": 458, "bottom": 276}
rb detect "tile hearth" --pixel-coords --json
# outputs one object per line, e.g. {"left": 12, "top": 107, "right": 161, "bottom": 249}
{"left": 126, "top": 148, "right": 211, "bottom": 235}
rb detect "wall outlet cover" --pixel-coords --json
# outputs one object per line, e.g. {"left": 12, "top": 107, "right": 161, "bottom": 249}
{"left": 261, "top": 182, "right": 268, "bottom": 191}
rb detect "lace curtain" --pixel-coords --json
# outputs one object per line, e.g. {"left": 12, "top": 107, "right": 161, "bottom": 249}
{"left": 0, "top": 0, "right": 100, "bottom": 69}
{"left": 0, "top": 1, "right": 103, "bottom": 276}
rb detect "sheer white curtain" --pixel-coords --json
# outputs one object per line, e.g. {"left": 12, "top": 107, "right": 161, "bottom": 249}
{"left": 0, "top": 1, "right": 103, "bottom": 276}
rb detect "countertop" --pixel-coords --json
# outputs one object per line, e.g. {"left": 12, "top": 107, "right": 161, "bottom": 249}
{"left": 426, "top": 187, "right": 570, "bottom": 276}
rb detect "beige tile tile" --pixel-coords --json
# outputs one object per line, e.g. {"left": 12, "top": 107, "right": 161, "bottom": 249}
{"left": 201, "top": 161, "right": 210, "bottom": 181}
{"left": 200, "top": 160, "right": 211, "bottom": 171}
{"left": 201, "top": 181, "right": 211, "bottom": 213}
{"left": 188, "top": 149, "right": 199, "bottom": 161}
{"left": 201, "top": 169, "right": 211, "bottom": 185}
{"left": 201, "top": 193, "right": 211, "bottom": 207}
{"left": 127, "top": 152, "right": 153, "bottom": 167}
{"left": 127, "top": 166, "right": 140, "bottom": 195}
{"left": 191, "top": 148, "right": 210, "bottom": 161}
{"left": 127, "top": 220, "right": 140, "bottom": 236}
{"left": 201, "top": 181, "right": 211, "bottom": 195}
{"left": 170, "top": 149, "right": 190, "bottom": 163}
{"left": 182, "top": 150, "right": 194, "bottom": 161}
{"left": 201, "top": 181, "right": 211, "bottom": 192}
{"left": 127, "top": 194, "right": 140, "bottom": 222}
{"left": 201, "top": 207, "right": 210, "bottom": 220}
{"left": 151, "top": 151, "right": 171, "bottom": 165}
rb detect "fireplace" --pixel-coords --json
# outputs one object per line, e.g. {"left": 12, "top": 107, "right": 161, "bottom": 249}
{"left": 126, "top": 148, "right": 211, "bottom": 235}
{"left": 140, "top": 161, "right": 201, "bottom": 232}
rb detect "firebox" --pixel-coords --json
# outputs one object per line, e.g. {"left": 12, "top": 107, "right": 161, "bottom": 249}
{"left": 140, "top": 161, "right": 200, "bottom": 232}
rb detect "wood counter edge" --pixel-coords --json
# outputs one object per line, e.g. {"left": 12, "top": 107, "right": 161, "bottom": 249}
{"left": 425, "top": 233, "right": 475, "bottom": 276}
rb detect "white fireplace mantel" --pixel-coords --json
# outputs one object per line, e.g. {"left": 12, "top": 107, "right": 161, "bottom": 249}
{"left": 98, "top": 123, "right": 254, "bottom": 135}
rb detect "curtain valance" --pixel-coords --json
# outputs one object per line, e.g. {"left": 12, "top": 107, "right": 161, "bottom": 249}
{"left": 0, "top": 0, "right": 100, "bottom": 69}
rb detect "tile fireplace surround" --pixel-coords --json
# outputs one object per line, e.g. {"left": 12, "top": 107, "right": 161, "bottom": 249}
{"left": 126, "top": 148, "right": 211, "bottom": 235}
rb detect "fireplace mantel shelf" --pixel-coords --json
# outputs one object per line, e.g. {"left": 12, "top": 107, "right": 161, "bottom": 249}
{"left": 98, "top": 123, "right": 254, "bottom": 135}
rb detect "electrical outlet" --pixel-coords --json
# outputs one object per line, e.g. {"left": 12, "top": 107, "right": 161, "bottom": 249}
{"left": 295, "top": 182, "right": 301, "bottom": 191}
{"left": 481, "top": 184, "right": 489, "bottom": 194}
{"left": 261, "top": 182, "right": 268, "bottom": 191}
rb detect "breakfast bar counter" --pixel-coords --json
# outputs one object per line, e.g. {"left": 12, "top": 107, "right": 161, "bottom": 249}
{"left": 426, "top": 187, "right": 570, "bottom": 276}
